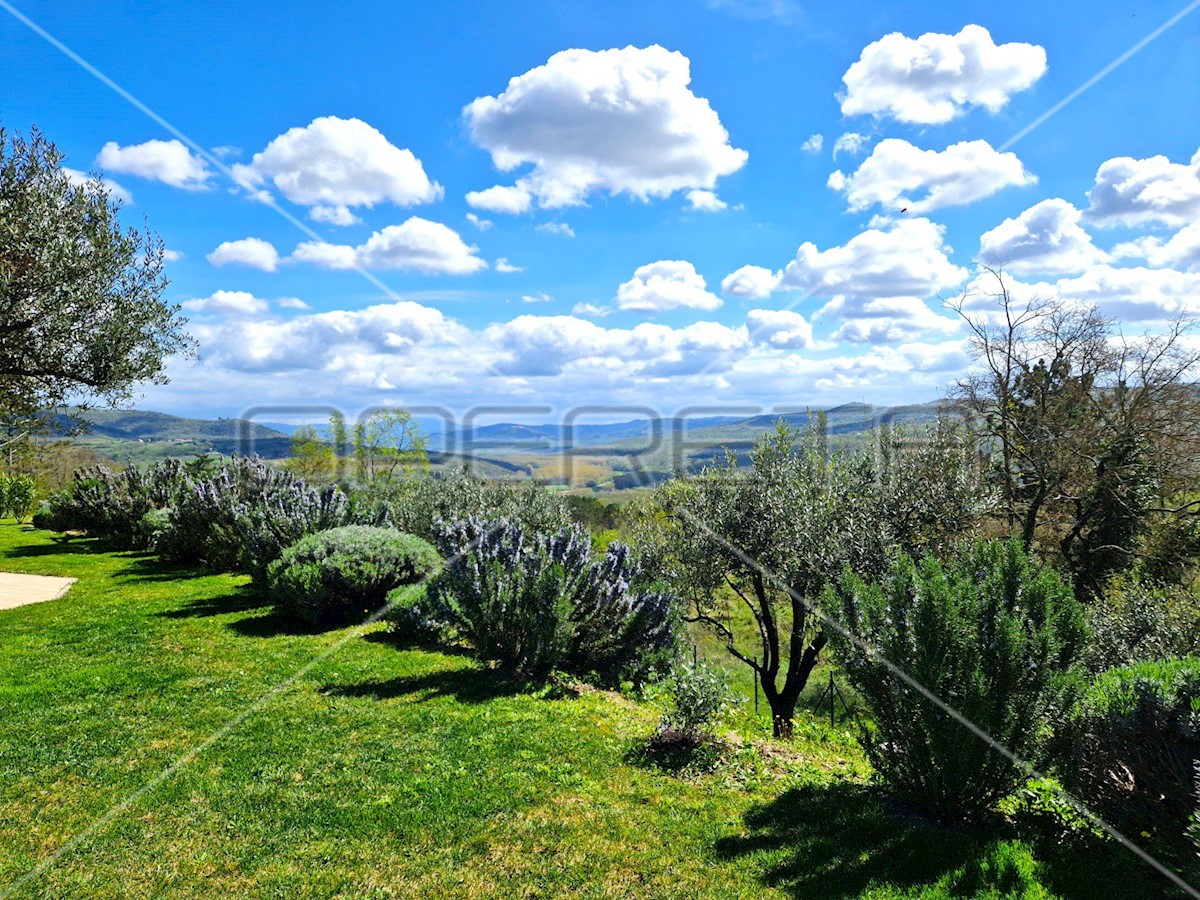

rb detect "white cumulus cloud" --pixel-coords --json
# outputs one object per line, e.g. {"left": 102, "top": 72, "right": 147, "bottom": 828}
{"left": 96, "top": 139, "right": 212, "bottom": 189}
{"left": 1084, "top": 147, "right": 1200, "bottom": 228}
{"left": 1056, "top": 265, "right": 1200, "bottom": 322}
{"left": 231, "top": 116, "right": 442, "bottom": 217}
{"left": 183, "top": 290, "right": 271, "bottom": 317}
{"left": 309, "top": 204, "right": 362, "bottom": 226}
{"left": 207, "top": 237, "right": 281, "bottom": 272}
{"left": 840, "top": 24, "right": 1047, "bottom": 124}
{"left": 979, "top": 199, "right": 1109, "bottom": 275}
{"left": 615, "top": 260, "right": 723, "bottom": 313}
{"left": 721, "top": 265, "right": 782, "bottom": 300}
{"left": 746, "top": 309, "right": 814, "bottom": 349}
{"left": 829, "top": 139, "right": 1035, "bottom": 213}
{"left": 289, "top": 217, "right": 486, "bottom": 275}
{"left": 463, "top": 45, "right": 748, "bottom": 211}
{"left": 819, "top": 296, "right": 960, "bottom": 343}
{"left": 780, "top": 217, "right": 967, "bottom": 300}
{"left": 686, "top": 189, "right": 728, "bottom": 212}
{"left": 1113, "top": 221, "right": 1200, "bottom": 272}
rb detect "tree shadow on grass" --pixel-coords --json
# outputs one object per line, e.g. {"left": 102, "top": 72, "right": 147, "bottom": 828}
{"left": 226, "top": 609, "right": 332, "bottom": 638}
{"left": 715, "top": 782, "right": 999, "bottom": 899}
{"left": 158, "top": 583, "right": 269, "bottom": 621}
{"left": 361, "top": 629, "right": 475, "bottom": 658}
{"left": 3, "top": 537, "right": 105, "bottom": 558}
{"left": 322, "top": 667, "right": 529, "bottom": 706}
{"left": 717, "top": 782, "right": 1165, "bottom": 900}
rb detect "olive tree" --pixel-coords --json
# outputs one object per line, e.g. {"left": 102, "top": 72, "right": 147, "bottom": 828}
{"left": 1, "top": 127, "right": 193, "bottom": 429}
{"left": 644, "top": 420, "right": 986, "bottom": 738}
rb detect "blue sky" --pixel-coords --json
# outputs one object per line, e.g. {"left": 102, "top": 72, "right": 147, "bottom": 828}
{"left": 3, "top": 0, "right": 1199, "bottom": 423}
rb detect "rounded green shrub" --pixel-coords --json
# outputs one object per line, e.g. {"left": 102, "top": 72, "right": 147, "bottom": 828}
{"left": 268, "top": 526, "right": 440, "bottom": 625}
{"left": 657, "top": 661, "right": 737, "bottom": 740}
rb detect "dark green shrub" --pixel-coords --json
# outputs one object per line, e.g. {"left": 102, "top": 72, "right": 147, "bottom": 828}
{"left": 1066, "top": 657, "right": 1200, "bottom": 851}
{"left": 828, "top": 539, "right": 1086, "bottom": 821}
{"left": 138, "top": 507, "right": 175, "bottom": 554}
{"left": 268, "top": 526, "right": 439, "bottom": 625}
{"left": 30, "top": 498, "right": 72, "bottom": 532}
{"left": 1083, "top": 578, "right": 1200, "bottom": 673}
{"left": 428, "top": 517, "right": 678, "bottom": 683}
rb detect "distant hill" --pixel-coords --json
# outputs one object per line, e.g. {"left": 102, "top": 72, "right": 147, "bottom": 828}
{"left": 61, "top": 409, "right": 295, "bottom": 461}
{"left": 68, "top": 409, "right": 290, "bottom": 443}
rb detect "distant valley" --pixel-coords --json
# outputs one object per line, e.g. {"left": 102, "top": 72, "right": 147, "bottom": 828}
{"left": 63, "top": 402, "right": 951, "bottom": 493}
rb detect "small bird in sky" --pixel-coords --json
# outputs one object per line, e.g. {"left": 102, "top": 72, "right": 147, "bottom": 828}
{"left": 899, "top": 207, "right": 908, "bottom": 213}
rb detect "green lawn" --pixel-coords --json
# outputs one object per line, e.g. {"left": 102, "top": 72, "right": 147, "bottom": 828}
{"left": 0, "top": 524, "right": 1174, "bottom": 898}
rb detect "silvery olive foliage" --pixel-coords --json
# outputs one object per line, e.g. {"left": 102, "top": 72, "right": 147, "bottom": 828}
{"left": 424, "top": 517, "right": 678, "bottom": 682}
{"left": 0, "top": 472, "right": 37, "bottom": 520}
{"left": 658, "top": 661, "right": 737, "bottom": 741}
{"left": 828, "top": 539, "right": 1086, "bottom": 821}
{"left": 641, "top": 420, "right": 988, "bottom": 739}
{"left": 1082, "top": 577, "right": 1200, "bottom": 674}
{"left": 0, "top": 127, "right": 193, "bottom": 429}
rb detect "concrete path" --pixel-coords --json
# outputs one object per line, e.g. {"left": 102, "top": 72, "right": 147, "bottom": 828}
{"left": 0, "top": 572, "right": 76, "bottom": 610}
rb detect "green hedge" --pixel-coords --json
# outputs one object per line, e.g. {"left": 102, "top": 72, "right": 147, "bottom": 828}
{"left": 268, "top": 526, "right": 439, "bottom": 625}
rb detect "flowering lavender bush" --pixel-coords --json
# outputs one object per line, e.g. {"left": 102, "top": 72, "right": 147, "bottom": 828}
{"left": 163, "top": 456, "right": 370, "bottom": 578}
{"left": 424, "top": 517, "right": 678, "bottom": 682}
{"left": 827, "top": 539, "right": 1085, "bottom": 821}
{"left": 37, "top": 459, "right": 190, "bottom": 547}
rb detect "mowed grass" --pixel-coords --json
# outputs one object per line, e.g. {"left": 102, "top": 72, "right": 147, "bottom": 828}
{"left": 0, "top": 524, "right": 1174, "bottom": 898}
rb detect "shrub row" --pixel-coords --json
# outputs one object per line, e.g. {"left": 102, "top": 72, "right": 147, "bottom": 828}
{"left": 33, "top": 457, "right": 383, "bottom": 580}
